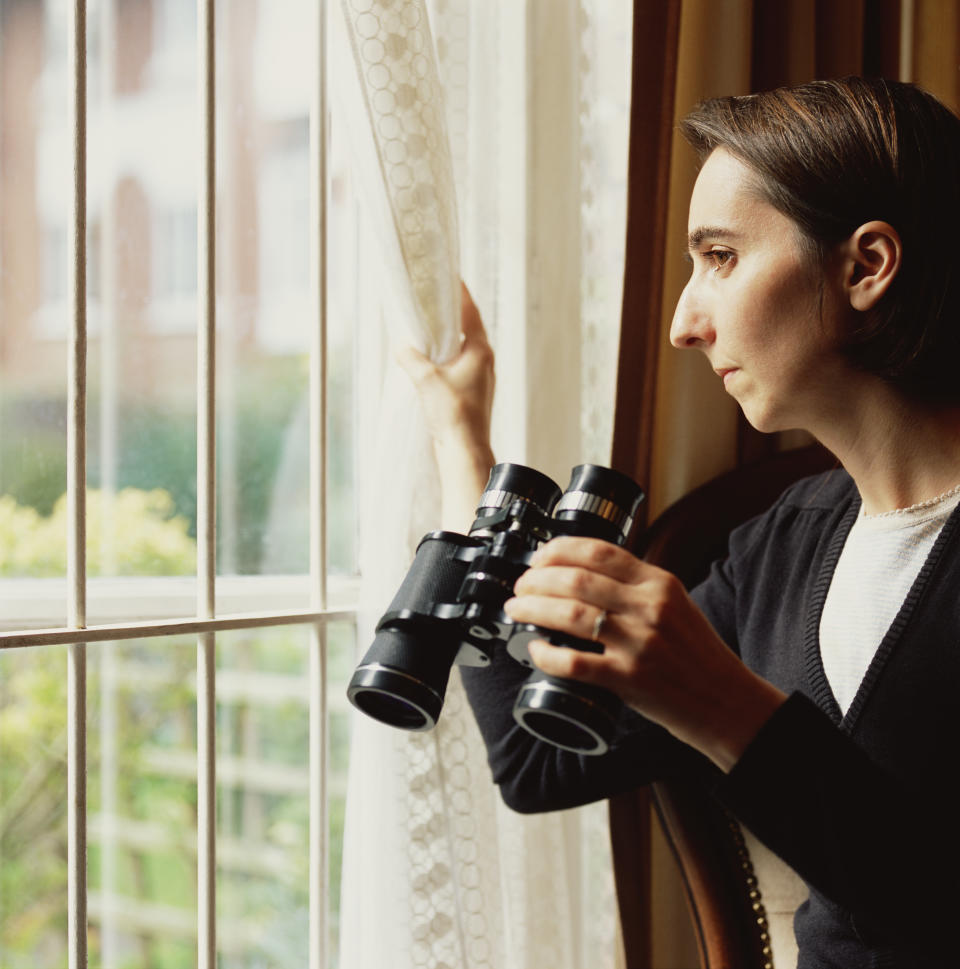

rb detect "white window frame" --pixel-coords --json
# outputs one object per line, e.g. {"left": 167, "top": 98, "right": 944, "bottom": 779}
{"left": 0, "top": 3, "right": 340, "bottom": 968}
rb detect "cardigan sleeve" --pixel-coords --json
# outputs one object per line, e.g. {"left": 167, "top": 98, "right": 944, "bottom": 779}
{"left": 459, "top": 655, "right": 694, "bottom": 814}
{"left": 457, "top": 477, "right": 826, "bottom": 815}
{"left": 457, "top": 489, "right": 775, "bottom": 814}
{"left": 713, "top": 690, "right": 960, "bottom": 953}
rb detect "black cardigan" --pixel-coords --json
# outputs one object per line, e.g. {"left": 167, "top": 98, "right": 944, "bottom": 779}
{"left": 460, "top": 470, "right": 960, "bottom": 969}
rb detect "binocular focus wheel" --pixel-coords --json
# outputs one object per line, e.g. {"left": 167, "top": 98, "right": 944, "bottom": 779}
{"left": 513, "top": 680, "right": 618, "bottom": 756}
{"left": 347, "top": 663, "right": 443, "bottom": 732}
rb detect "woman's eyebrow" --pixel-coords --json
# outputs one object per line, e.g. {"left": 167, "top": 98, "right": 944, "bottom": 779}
{"left": 687, "top": 226, "right": 742, "bottom": 249}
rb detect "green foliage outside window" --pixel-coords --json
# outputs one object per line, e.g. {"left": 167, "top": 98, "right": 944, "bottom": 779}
{"left": 1, "top": 489, "right": 197, "bottom": 966}
{"left": 0, "top": 488, "right": 349, "bottom": 968}
{"left": 0, "top": 488, "right": 196, "bottom": 578}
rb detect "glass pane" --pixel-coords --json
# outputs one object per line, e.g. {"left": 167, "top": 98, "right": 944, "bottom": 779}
{"left": 0, "top": 1, "right": 68, "bottom": 592}
{"left": 0, "top": 645, "right": 69, "bottom": 968}
{"left": 211, "top": 620, "right": 353, "bottom": 967}
{"left": 215, "top": 0, "right": 358, "bottom": 582}
{"left": 82, "top": 620, "right": 354, "bottom": 969}
{"left": 326, "top": 131, "right": 360, "bottom": 581}
{"left": 85, "top": 0, "right": 200, "bottom": 594}
{"left": 326, "top": 618, "right": 355, "bottom": 963}
{"left": 216, "top": 0, "right": 308, "bottom": 580}
{"left": 214, "top": 625, "right": 311, "bottom": 968}
{"left": 88, "top": 634, "right": 198, "bottom": 969}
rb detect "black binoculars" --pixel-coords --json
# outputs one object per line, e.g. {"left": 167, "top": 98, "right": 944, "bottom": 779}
{"left": 346, "top": 462, "right": 645, "bottom": 755}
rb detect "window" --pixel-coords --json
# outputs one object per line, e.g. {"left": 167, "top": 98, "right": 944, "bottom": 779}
{"left": 0, "top": 1, "right": 356, "bottom": 966}
{"left": 2, "top": 1, "right": 633, "bottom": 967}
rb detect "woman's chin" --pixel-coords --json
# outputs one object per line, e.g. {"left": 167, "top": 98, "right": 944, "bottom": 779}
{"left": 738, "top": 398, "right": 790, "bottom": 435}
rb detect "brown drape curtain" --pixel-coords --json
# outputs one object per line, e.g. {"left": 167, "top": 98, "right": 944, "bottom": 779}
{"left": 609, "top": 2, "right": 960, "bottom": 966}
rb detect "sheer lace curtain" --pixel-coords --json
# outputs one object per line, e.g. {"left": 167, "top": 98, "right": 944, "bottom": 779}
{"left": 338, "top": 2, "right": 632, "bottom": 967}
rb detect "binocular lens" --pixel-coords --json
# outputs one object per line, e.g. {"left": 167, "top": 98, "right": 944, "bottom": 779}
{"left": 520, "top": 712, "right": 599, "bottom": 754}
{"left": 361, "top": 695, "right": 425, "bottom": 729}
{"left": 346, "top": 532, "right": 480, "bottom": 732}
{"left": 347, "top": 625, "right": 461, "bottom": 732}
{"left": 348, "top": 662, "right": 441, "bottom": 731}
{"left": 513, "top": 673, "right": 621, "bottom": 755}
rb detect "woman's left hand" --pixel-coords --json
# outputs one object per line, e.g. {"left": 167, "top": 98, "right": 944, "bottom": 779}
{"left": 503, "top": 536, "right": 787, "bottom": 772}
{"left": 396, "top": 282, "right": 496, "bottom": 530}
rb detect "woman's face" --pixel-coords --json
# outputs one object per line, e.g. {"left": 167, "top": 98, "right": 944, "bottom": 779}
{"left": 670, "top": 149, "right": 851, "bottom": 434}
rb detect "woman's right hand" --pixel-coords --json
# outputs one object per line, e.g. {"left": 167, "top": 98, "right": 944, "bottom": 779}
{"left": 396, "top": 281, "right": 497, "bottom": 529}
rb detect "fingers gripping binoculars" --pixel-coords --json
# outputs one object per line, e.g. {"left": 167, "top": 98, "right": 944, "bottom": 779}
{"left": 346, "top": 463, "right": 645, "bottom": 755}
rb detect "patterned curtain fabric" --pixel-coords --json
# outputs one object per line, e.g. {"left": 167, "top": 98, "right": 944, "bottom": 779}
{"left": 337, "top": 2, "right": 631, "bottom": 968}
{"left": 336, "top": 0, "right": 460, "bottom": 364}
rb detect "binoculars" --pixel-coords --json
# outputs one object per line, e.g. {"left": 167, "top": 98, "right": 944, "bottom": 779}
{"left": 346, "top": 462, "right": 645, "bottom": 755}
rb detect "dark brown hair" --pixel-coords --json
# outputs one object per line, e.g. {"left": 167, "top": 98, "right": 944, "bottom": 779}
{"left": 680, "top": 77, "right": 960, "bottom": 403}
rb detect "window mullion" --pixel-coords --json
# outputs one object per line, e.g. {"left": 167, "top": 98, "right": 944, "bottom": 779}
{"left": 96, "top": 1, "right": 122, "bottom": 964}
{"left": 67, "top": 0, "right": 89, "bottom": 966}
{"left": 197, "top": 0, "right": 217, "bottom": 966}
{"left": 309, "top": 2, "right": 329, "bottom": 967}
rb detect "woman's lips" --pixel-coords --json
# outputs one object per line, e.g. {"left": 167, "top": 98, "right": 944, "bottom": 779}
{"left": 716, "top": 367, "right": 738, "bottom": 387}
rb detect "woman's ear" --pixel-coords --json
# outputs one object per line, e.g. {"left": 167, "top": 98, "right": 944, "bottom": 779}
{"left": 842, "top": 221, "right": 902, "bottom": 311}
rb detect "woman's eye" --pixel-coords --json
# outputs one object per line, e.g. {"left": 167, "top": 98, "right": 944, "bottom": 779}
{"left": 683, "top": 247, "right": 735, "bottom": 274}
{"left": 705, "top": 249, "right": 733, "bottom": 270}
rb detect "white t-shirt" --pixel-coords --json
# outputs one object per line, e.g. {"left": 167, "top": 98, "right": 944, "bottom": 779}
{"left": 819, "top": 489, "right": 960, "bottom": 714}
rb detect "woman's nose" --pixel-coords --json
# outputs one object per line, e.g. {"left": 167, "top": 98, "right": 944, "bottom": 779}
{"left": 669, "top": 283, "right": 714, "bottom": 349}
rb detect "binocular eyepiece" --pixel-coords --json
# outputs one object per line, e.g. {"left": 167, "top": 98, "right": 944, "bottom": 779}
{"left": 346, "top": 463, "right": 645, "bottom": 755}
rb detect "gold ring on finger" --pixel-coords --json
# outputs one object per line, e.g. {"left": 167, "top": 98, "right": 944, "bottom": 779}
{"left": 591, "top": 609, "right": 608, "bottom": 642}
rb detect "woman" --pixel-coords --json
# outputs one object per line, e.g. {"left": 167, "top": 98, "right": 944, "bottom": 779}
{"left": 399, "top": 77, "right": 960, "bottom": 967}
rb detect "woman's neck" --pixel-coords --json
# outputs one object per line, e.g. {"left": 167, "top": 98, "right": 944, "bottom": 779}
{"left": 809, "top": 382, "right": 960, "bottom": 516}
